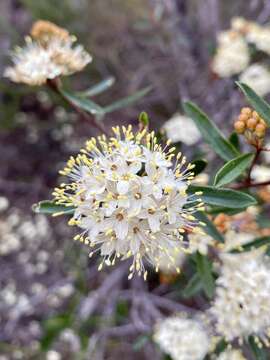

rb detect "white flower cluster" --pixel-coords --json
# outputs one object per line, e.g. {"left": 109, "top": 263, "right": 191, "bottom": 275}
{"left": 240, "top": 63, "right": 270, "bottom": 97}
{"left": 212, "top": 31, "right": 250, "bottom": 77}
{"left": 153, "top": 315, "right": 211, "bottom": 360}
{"left": 162, "top": 113, "right": 201, "bottom": 145}
{"left": 4, "top": 21, "right": 91, "bottom": 86}
{"left": 212, "top": 17, "right": 270, "bottom": 95}
{"left": 53, "top": 126, "right": 204, "bottom": 279}
{"left": 210, "top": 254, "right": 270, "bottom": 342}
{"left": 216, "top": 349, "right": 247, "bottom": 360}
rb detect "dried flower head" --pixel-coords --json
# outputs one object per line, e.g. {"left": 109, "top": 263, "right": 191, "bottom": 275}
{"left": 30, "top": 20, "right": 71, "bottom": 44}
{"left": 210, "top": 254, "right": 270, "bottom": 343}
{"left": 4, "top": 21, "right": 92, "bottom": 86}
{"left": 153, "top": 315, "right": 211, "bottom": 360}
{"left": 234, "top": 107, "right": 267, "bottom": 147}
{"left": 52, "top": 126, "right": 204, "bottom": 279}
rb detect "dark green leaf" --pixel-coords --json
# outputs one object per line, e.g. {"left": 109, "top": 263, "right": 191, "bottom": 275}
{"left": 207, "top": 206, "right": 247, "bottom": 216}
{"left": 183, "top": 101, "right": 239, "bottom": 161}
{"left": 60, "top": 89, "right": 104, "bottom": 115}
{"left": 189, "top": 185, "right": 257, "bottom": 208}
{"left": 76, "top": 77, "right": 115, "bottom": 97}
{"left": 229, "top": 132, "right": 240, "bottom": 150}
{"left": 214, "top": 153, "right": 254, "bottom": 187}
{"left": 182, "top": 273, "right": 203, "bottom": 298}
{"left": 230, "top": 236, "right": 270, "bottom": 253}
{"left": 248, "top": 336, "right": 268, "bottom": 360}
{"left": 103, "top": 86, "right": 152, "bottom": 113}
{"left": 237, "top": 82, "right": 270, "bottom": 127}
{"left": 32, "top": 200, "right": 75, "bottom": 215}
{"left": 195, "top": 252, "right": 215, "bottom": 299}
{"left": 191, "top": 159, "right": 208, "bottom": 176}
{"left": 195, "top": 211, "right": 224, "bottom": 243}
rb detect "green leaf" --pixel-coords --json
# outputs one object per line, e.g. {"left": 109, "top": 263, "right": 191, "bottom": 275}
{"left": 214, "top": 153, "right": 254, "bottom": 187}
{"left": 60, "top": 89, "right": 104, "bottom": 115}
{"left": 231, "top": 236, "right": 270, "bottom": 253}
{"left": 195, "top": 211, "right": 224, "bottom": 243}
{"left": 182, "top": 273, "right": 203, "bottom": 298}
{"left": 237, "top": 82, "right": 270, "bottom": 127}
{"left": 32, "top": 200, "right": 75, "bottom": 215}
{"left": 228, "top": 132, "right": 240, "bottom": 150}
{"left": 189, "top": 185, "right": 257, "bottom": 208}
{"left": 207, "top": 206, "right": 247, "bottom": 216}
{"left": 191, "top": 159, "right": 207, "bottom": 176}
{"left": 183, "top": 101, "right": 239, "bottom": 161}
{"left": 248, "top": 336, "right": 268, "bottom": 360}
{"left": 195, "top": 252, "right": 215, "bottom": 299}
{"left": 76, "top": 77, "right": 115, "bottom": 97}
{"left": 103, "top": 86, "right": 152, "bottom": 113}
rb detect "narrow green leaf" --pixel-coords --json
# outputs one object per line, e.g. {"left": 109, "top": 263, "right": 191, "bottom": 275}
{"left": 183, "top": 101, "right": 239, "bottom": 161}
{"left": 76, "top": 77, "right": 115, "bottom": 97}
{"left": 195, "top": 252, "right": 215, "bottom": 299}
{"left": 231, "top": 236, "right": 270, "bottom": 253}
{"left": 228, "top": 132, "right": 240, "bottom": 150}
{"left": 237, "top": 82, "right": 270, "bottom": 127}
{"left": 32, "top": 200, "right": 75, "bottom": 215}
{"left": 191, "top": 159, "right": 207, "bottom": 176}
{"left": 214, "top": 153, "right": 254, "bottom": 187}
{"left": 195, "top": 211, "right": 224, "bottom": 243}
{"left": 103, "top": 86, "right": 152, "bottom": 113}
{"left": 248, "top": 336, "right": 268, "bottom": 360}
{"left": 60, "top": 89, "right": 104, "bottom": 115}
{"left": 207, "top": 206, "right": 247, "bottom": 216}
{"left": 182, "top": 273, "right": 203, "bottom": 298}
{"left": 189, "top": 185, "right": 257, "bottom": 208}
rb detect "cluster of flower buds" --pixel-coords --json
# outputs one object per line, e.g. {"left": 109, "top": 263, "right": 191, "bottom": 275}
{"left": 234, "top": 107, "right": 268, "bottom": 147}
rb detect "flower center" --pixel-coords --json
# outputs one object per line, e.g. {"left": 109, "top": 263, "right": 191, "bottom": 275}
{"left": 111, "top": 164, "right": 117, "bottom": 171}
{"left": 148, "top": 208, "right": 155, "bottom": 215}
{"left": 116, "top": 213, "right": 124, "bottom": 221}
{"left": 134, "top": 192, "right": 142, "bottom": 200}
{"left": 133, "top": 227, "right": 139, "bottom": 234}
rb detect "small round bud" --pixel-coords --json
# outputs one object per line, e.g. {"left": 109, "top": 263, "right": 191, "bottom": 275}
{"left": 252, "top": 111, "right": 260, "bottom": 121}
{"left": 241, "top": 107, "right": 252, "bottom": 116}
{"left": 238, "top": 113, "right": 249, "bottom": 122}
{"left": 247, "top": 117, "right": 258, "bottom": 130}
{"left": 234, "top": 121, "right": 245, "bottom": 134}
{"left": 259, "top": 118, "right": 267, "bottom": 127}
{"left": 255, "top": 123, "right": 266, "bottom": 138}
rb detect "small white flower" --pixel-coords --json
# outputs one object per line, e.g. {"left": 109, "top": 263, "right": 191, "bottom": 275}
{"left": 188, "top": 232, "right": 213, "bottom": 255}
{"left": 153, "top": 315, "right": 211, "bottom": 360}
{"left": 53, "top": 126, "right": 203, "bottom": 279}
{"left": 240, "top": 63, "right": 270, "bottom": 96}
{"left": 217, "top": 349, "right": 247, "bottom": 360}
{"left": 163, "top": 113, "right": 201, "bottom": 145}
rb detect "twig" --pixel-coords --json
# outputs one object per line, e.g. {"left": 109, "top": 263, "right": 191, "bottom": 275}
{"left": 78, "top": 263, "right": 128, "bottom": 320}
{"left": 47, "top": 78, "right": 109, "bottom": 136}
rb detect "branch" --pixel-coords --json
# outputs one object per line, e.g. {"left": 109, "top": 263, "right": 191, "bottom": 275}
{"left": 47, "top": 78, "right": 108, "bottom": 135}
